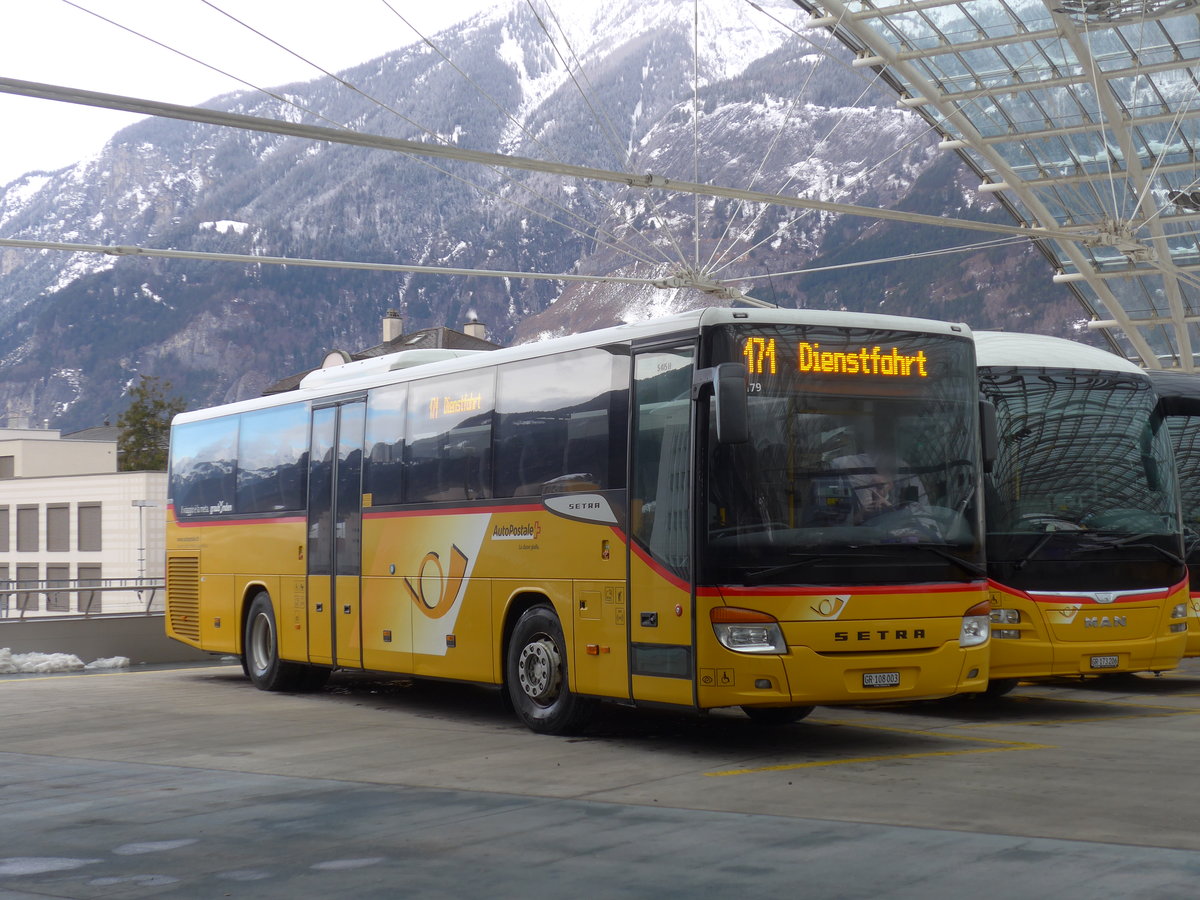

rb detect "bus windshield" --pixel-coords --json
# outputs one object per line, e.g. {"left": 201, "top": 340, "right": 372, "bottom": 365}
{"left": 979, "top": 367, "right": 1183, "bottom": 590}
{"left": 702, "top": 324, "right": 984, "bottom": 587}
{"left": 1165, "top": 414, "right": 1200, "bottom": 569}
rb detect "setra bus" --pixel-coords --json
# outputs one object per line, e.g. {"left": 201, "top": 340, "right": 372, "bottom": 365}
{"left": 975, "top": 332, "right": 1188, "bottom": 694}
{"left": 1144, "top": 369, "right": 1200, "bottom": 657}
{"left": 165, "top": 307, "right": 992, "bottom": 733}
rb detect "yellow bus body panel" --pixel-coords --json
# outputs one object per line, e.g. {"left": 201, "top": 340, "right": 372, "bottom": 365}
{"left": 1187, "top": 592, "right": 1200, "bottom": 658}
{"left": 696, "top": 587, "right": 988, "bottom": 708}
{"left": 987, "top": 581, "right": 1188, "bottom": 679}
{"left": 167, "top": 505, "right": 989, "bottom": 709}
{"left": 166, "top": 514, "right": 305, "bottom": 656}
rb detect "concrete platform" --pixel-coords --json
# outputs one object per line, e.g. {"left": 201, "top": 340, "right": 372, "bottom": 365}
{"left": 2, "top": 659, "right": 1199, "bottom": 897}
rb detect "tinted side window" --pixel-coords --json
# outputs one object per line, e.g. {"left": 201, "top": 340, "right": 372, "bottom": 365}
{"left": 632, "top": 346, "right": 695, "bottom": 572}
{"left": 171, "top": 418, "right": 238, "bottom": 517}
{"left": 406, "top": 372, "right": 495, "bottom": 502}
{"left": 364, "top": 383, "right": 407, "bottom": 506}
{"left": 494, "top": 348, "right": 628, "bottom": 497}
{"left": 236, "top": 404, "right": 309, "bottom": 514}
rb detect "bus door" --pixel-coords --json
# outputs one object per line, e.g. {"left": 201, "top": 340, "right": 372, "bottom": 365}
{"left": 307, "top": 399, "right": 366, "bottom": 668}
{"left": 628, "top": 343, "right": 697, "bottom": 706}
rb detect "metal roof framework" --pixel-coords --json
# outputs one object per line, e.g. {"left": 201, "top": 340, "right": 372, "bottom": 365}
{"left": 791, "top": 0, "right": 1200, "bottom": 370}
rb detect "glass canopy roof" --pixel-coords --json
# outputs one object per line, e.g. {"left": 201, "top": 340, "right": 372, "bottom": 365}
{"left": 791, "top": 0, "right": 1200, "bottom": 369}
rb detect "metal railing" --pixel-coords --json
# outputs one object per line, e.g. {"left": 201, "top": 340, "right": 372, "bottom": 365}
{"left": 0, "top": 578, "right": 165, "bottom": 620}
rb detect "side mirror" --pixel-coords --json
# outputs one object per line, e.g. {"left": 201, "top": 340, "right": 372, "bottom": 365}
{"left": 694, "top": 363, "right": 749, "bottom": 444}
{"left": 979, "top": 399, "right": 998, "bottom": 474}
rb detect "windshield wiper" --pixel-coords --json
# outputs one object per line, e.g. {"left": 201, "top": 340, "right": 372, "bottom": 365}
{"left": 1075, "top": 533, "right": 1185, "bottom": 566}
{"left": 899, "top": 544, "right": 987, "bottom": 578}
{"left": 1013, "top": 531, "right": 1054, "bottom": 571}
{"left": 742, "top": 545, "right": 985, "bottom": 585}
{"left": 743, "top": 554, "right": 838, "bottom": 585}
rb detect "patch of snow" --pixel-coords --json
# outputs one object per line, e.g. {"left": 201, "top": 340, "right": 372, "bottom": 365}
{"left": 0, "top": 649, "right": 131, "bottom": 673}
{"left": 200, "top": 220, "right": 251, "bottom": 236}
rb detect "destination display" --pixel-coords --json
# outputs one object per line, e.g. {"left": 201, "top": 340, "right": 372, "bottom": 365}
{"left": 741, "top": 335, "right": 934, "bottom": 381}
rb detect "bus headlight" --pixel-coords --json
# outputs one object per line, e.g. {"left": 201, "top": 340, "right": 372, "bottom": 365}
{"left": 990, "top": 608, "right": 1020, "bottom": 624}
{"left": 960, "top": 601, "right": 991, "bottom": 648}
{"left": 711, "top": 607, "right": 787, "bottom": 654}
{"left": 1170, "top": 603, "right": 1187, "bottom": 619}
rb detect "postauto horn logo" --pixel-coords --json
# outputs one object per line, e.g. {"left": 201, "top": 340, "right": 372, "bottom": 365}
{"left": 403, "top": 545, "right": 468, "bottom": 619}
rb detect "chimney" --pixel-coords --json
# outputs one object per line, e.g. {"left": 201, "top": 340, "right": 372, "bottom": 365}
{"left": 463, "top": 319, "right": 487, "bottom": 340}
{"left": 382, "top": 309, "right": 404, "bottom": 343}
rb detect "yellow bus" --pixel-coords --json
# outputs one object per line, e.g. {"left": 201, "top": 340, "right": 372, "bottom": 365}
{"left": 165, "top": 308, "right": 991, "bottom": 733}
{"left": 1145, "top": 369, "right": 1200, "bottom": 657}
{"left": 975, "top": 332, "right": 1188, "bottom": 694}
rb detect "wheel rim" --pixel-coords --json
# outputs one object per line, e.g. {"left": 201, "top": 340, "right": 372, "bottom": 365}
{"left": 249, "top": 611, "right": 274, "bottom": 676}
{"left": 516, "top": 634, "right": 561, "bottom": 706}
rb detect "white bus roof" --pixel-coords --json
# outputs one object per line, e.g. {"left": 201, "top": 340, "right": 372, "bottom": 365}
{"left": 973, "top": 331, "right": 1146, "bottom": 376}
{"left": 173, "top": 307, "right": 973, "bottom": 426}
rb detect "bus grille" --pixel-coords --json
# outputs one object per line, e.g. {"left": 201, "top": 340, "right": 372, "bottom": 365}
{"left": 167, "top": 555, "right": 201, "bottom": 641}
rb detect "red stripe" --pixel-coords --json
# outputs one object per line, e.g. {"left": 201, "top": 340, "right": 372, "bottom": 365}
{"left": 364, "top": 503, "right": 542, "bottom": 520}
{"left": 709, "top": 581, "right": 985, "bottom": 598}
{"left": 627, "top": 538, "right": 690, "bottom": 592}
{"left": 173, "top": 514, "right": 305, "bottom": 528}
{"left": 992, "top": 576, "right": 1188, "bottom": 605}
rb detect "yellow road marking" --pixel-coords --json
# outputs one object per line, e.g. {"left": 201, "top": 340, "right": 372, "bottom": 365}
{"left": 956, "top": 692, "right": 1200, "bottom": 723}
{"left": 706, "top": 718, "right": 1054, "bottom": 776}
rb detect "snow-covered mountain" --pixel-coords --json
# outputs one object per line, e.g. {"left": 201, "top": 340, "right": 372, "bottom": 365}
{"left": 0, "top": 0, "right": 1085, "bottom": 428}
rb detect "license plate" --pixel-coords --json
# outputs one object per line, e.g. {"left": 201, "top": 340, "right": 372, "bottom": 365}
{"left": 863, "top": 671, "right": 900, "bottom": 688}
{"left": 1090, "top": 655, "right": 1119, "bottom": 669}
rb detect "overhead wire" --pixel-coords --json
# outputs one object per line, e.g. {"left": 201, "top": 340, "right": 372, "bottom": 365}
{"left": 6, "top": 3, "right": 1096, "bottom": 302}
{"left": 376, "top": 0, "right": 673, "bottom": 268}
{"left": 702, "top": 0, "right": 846, "bottom": 274}
{"left": 0, "top": 235, "right": 663, "bottom": 286}
{"left": 61, "top": 0, "right": 656, "bottom": 276}
{"left": 733, "top": 234, "right": 1035, "bottom": 281}
{"left": 60, "top": 0, "right": 344, "bottom": 130}
{"left": 527, "top": 0, "right": 695, "bottom": 272}
{"left": 692, "top": 0, "right": 701, "bottom": 270}
{"left": 709, "top": 0, "right": 1009, "bottom": 279}
{"left": 199, "top": 0, "right": 666, "bottom": 270}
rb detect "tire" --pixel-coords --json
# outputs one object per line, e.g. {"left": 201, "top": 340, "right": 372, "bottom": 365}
{"left": 741, "top": 705, "right": 814, "bottom": 725}
{"left": 243, "top": 591, "right": 325, "bottom": 692}
{"left": 980, "top": 678, "right": 1019, "bottom": 699}
{"left": 505, "top": 604, "right": 594, "bottom": 735}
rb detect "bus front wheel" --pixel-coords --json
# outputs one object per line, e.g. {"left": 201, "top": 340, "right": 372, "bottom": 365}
{"left": 244, "top": 592, "right": 328, "bottom": 692}
{"left": 981, "top": 678, "right": 1019, "bottom": 699}
{"left": 742, "top": 705, "right": 814, "bottom": 725}
{"left": 506, "top": 605, "right": 594, "bottom": 735}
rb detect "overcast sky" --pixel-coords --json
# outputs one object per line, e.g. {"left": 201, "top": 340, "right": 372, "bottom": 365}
{"left": 0, "top": 0, "right": 495, "bottom": 186}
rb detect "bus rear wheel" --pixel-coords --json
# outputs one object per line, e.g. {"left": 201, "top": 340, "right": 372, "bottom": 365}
{"left": 742, "top": 705, "right": 814, "bottom": 725}
{"left": 506, "top": 604, "right": 594, "bottom": 735}
{"left": 244, "top": 591, "right": 327, "bottom": 692}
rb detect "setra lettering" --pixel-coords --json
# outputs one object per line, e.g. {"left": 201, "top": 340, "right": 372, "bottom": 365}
{"left": 833, "top": 629, "right": 926, "bottom": 642}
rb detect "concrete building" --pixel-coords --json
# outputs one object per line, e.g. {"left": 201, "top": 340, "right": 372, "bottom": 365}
{"left": 0, "top": 426, "right": 165, "bottom": 618}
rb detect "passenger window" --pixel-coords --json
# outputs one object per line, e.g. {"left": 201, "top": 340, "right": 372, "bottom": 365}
{"left": 494, "top": 348, "right": 627, "bottom": 498}
{"left": 406, "top": 371, "right": 495, "bottom": 502}
{"left": 364, "top": 383, "right": 408, "bottom": 506}
{"left": 236, "top": 404, "right": 309, "bottom": 513}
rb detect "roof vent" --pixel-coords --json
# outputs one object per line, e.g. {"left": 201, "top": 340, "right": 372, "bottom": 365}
{"left": 298, "top": 349, "right": 484, "bottom": 391}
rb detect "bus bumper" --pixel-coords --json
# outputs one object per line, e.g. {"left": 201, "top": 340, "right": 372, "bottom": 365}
{"left": 695, "top": 641, "right": 989, "bottom": 710}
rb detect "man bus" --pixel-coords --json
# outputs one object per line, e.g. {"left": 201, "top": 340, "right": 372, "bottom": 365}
{"left": 975, "top": 331, "right": 1188, "bottom": 695}
{"left": 1145, "top": 369, "right": 1200, "bottom": 657}
{"left": 166, "top": 307, "right": 991, "bottom": 733}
